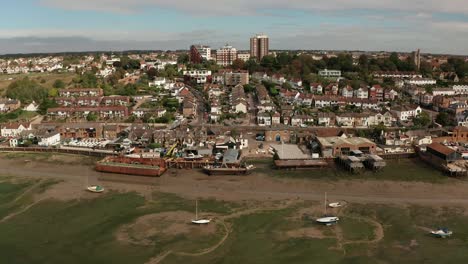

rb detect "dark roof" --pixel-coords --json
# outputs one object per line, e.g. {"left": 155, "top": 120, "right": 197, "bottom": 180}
{"left": 427, "top": 143, "right": 456, "bottom": 156}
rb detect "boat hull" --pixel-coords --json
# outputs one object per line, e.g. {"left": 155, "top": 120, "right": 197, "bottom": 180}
{"left": 203, "top": 168, "right": 252, "bottom": 176}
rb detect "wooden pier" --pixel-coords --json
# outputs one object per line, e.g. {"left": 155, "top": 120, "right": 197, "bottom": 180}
{"left": 274, "top": 159, "right": 329, "bottom": 170}
{"left": 165, "top": 158, "right": 216, "bottom": 169}
{"left": 363, "top": 155, "right": 387, "bottom": 171}
{"left": 336, "top": 156, "right": 364, "bottom": 172}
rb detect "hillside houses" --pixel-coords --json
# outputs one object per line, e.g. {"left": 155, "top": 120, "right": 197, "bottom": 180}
{"left": 231, "top": 84, "right": 248, "bottom": 114}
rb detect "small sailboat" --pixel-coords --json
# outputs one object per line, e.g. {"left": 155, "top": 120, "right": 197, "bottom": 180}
{"left": 87, "top": 185, "right": 104, "bottom": 193}
{"left": 316, "top": 192, "right": 340, "bottom": 226}
{"left": 85, "top": 170, "right": 104, "bottom": 193}
{"left": 430, "top": 228, "right": 453, "bottom": 238}
{"left": 191, "top": 200, "right": 211, "bottom": 225}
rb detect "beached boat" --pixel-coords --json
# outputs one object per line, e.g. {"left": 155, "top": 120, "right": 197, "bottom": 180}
{"left": 87, "top": 185, "right": 104, "bottom": 193}
{"left": 191, "top": 200, "right": 211, "bottom": 225}
{"left": 316, "top": 216, "right": 340, "bottom": 225}
{"left": 430, "top": 228, "right": 453, "bottom": 238}
{"left": 328, "top": 202, "right": 344, "bottom": 208}
{"left": 203, "top": 164, "right": 255, "bottom": 176}
{"left": 316, "top": 192, "right": 339, "bottom": 225}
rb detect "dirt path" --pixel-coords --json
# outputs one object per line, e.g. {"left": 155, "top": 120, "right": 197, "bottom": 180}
{"left": 0, "top": 198, "right": 46, "bottom": 223}
{"left": 342, "top": 216, "right": 385, "bottom": 245}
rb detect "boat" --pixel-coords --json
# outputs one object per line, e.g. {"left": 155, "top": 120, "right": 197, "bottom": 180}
{"left": 87, "top": 185, "right": 104, "bottom": 193}
{"left": 184, "top": 153, "right": 204, "bottom": 160}
{"left": 316, "top": 192, "right": 339, "bottom": 225}
{"left": 430, "top": 228, "right": 453, "bottom": 238}
{"left": 203, "top": 164, "right": 255, "bottom": 176}
{"left": 328, "top": 202, "right": 344, "bottom": 208}
{"left": 316, "top": 216, "right": 340, "bottom": 225}
{"left": 191, "top": 200, "right": 211, "bottom": 225}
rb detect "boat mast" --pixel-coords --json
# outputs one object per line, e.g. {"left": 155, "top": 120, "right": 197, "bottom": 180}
{"left": 195, "top": 200, "right": 198, "bottom": 220}
{"left": 324, "top": 192, "right": 327, "bottom": 215}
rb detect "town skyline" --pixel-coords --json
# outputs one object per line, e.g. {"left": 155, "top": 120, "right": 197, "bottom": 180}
{"left": 2, "top": 1, "right": 468, "bottom": 54}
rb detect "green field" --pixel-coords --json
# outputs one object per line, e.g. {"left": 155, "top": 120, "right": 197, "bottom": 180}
{"left": 253, "top": 158, "right": 452, "bottom": 183}
{"left": 0, "top": 72, "right": 77, "bottom": 95}
{"left": 0, "top": 177, "right": 467, "bottom": 263}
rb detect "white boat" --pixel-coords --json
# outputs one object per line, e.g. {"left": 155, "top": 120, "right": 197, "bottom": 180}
{"left": 87, "top": 185, "right": 104, "bottom": 193}
{"left": 316, "top": 216, "right": 340, "bottom": 225}
{"left": 430, "top": 228, "right": 453, "bottom": 238}
{"left": 185, "top": 153, "right": 203, "bottom": 160}
{"left": 316, "top": 192, "right": 339, "bottom": 225}
{"left": 328, "top": 202, "right": 344, "bottom": 208}
{"left": 191, "top": 200, "right": 211, "bottom": 225}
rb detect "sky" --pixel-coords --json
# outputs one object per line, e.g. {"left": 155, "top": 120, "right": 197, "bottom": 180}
{"left": 1, "top": 0, "right": 468, "bottom": 55}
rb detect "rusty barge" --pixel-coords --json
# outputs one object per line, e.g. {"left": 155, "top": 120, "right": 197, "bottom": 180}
{"left": 95, "top": 156, "right": 167, "bottom": 177}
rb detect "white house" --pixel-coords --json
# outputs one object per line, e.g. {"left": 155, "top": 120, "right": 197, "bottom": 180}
{"left": 257, "top": 112, "right": 271, "bottom": 126}
{"left": 391, "top": 105, "right": 422, "bottom": 121}
{"left": 432, "top": 88, "right": 456, "bottom": 96}
{"left": 37, "top": 131, "right": 61, "bottom": 147}
{"left": 23, "top": 101, "right": 39, "bottom": 112}
{"left": 354, "top": 88, "right": 368, "bottom": 99}
{"left": 233, "top": 101, "right": 248, "bottom": 114}
{"left": 405, "top": 78, "right": 437, "bottom": 86}
{"left": 453, "top": 85, "right": 468, "bottom": 95}
{"left": 341, "top": 86, "right": 353, "bottom": 98}
{"left": 1, "top": 122, "right": 31, "bottom": 137}
{"left": 319, "top": 69, "right": 341, "bottom": 78}
{"left": 149, "top": 77, "right": 166, "bottom": 87}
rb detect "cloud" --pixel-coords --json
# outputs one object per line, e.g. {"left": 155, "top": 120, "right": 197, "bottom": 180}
{"left": 41, "top": 0, "right": 468, "bottom": 16}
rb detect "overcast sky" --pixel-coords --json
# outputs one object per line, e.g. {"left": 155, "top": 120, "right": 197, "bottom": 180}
{"left": 1, "top": 0, "right": 468, "bottom": 54}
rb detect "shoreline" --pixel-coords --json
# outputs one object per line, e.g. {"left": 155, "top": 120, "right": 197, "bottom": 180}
{"left": 1, "top": 153, "right": 468, "bottom": 207}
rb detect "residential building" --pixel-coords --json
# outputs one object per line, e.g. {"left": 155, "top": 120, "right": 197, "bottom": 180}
{"left": 257, "top": 112, "right": 271, "bottom": 126}
{"left": 231, "top": 84, "right": 248, "bottom": 114}
{"left": 250, "top": 34, "right": 269, "bottom": 61}
{"left": 391, "top": 105, "right": 422, "bottom": 121}
{"left": 237, "top": 53, "right": 251, "bottom": 62}
{"left": 1, "top": 122, "right": 32, "bottom": 137}
{"left": 183, "top": 70, "right": 212, "bottom": 84}
{"left": 341, "top": 86, "right": 353, "bottom": 98}
{"left": 405, "top": 78, "right": 437, "bottom": 86}
{"left": 215, "top": 69, "right": 250, "bottom": 86}
{"left": 354, "top": 87, "right": 368, "bottom": 99}
{"left": 317, "top": 112, "right": 336, "bottom": 127}
{"left": 0, "top": 99, "right": 21, "bottom": 113}
{"left": 216, "top": 44, "right": 237, "bottom": 66}
{"left": 37, "top": 131, "right": 61, "bottom": 147}
{"left": 58, "top": 88, "right": 103, "bottom": 97}
{"left": 256, "top": 85, "right": 271, "bottom": 104}
{"left": 372, "top": 71, "right": 422, "bottom": 79}
{"left": 453, "top": 85, "right": 468, "bottom": 95}
{"left": 190, "top": 45, "right": 211, "bottom": 63}
{"left": 318, "top": 69, "right": 341, "bottom": 78}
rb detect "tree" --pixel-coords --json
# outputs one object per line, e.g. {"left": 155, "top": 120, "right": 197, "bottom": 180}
{"left": 38, "top": 98, "right": 59, "bottom": 115}
{"left": 177, "top": 54, "right": 189, "bottom": 64}
{"left": 147, "top": 68, "right": 158, "bottom": 79}
{"left": 231, "top": 59, "right": 245, "bottom": 70}
{"left": 436, "top": 112, "right": 453, "bottom": 126}
{"left": 413, "top": 112, "right": 431, "bottom": 127}
{"left": 243, "top": 84, "right": 255, "bottom": 93}
{"left": 6, "top": 77, "right": 48, "bottom": 103}
{"left": 53, "top": 79, "right": 65, "bottom": 89}
{"left": 87, "top": 113, "right": 98, "bottom": 121}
